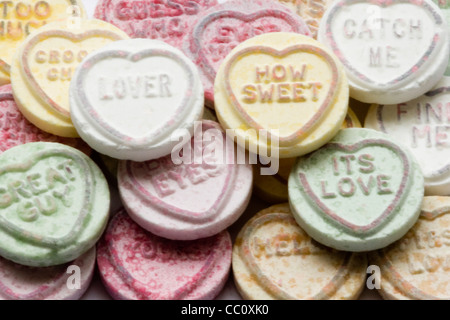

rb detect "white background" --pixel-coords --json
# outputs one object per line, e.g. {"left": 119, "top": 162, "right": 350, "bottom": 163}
{"left": 79, "top": 0, "right": 380, "bottom": 300}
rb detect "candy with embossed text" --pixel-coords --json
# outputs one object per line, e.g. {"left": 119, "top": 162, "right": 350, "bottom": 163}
{"left": 0, "top": 84, "right": 90, "bottom": 155}
{"left": 0, "top": 142, "right": 110, "bottom": 267}
{"left": 94, "top": 0, "right": 217, "bottom": 49}
{"left": 97, "top": 209, "right": 232, "bottom": 300}
{"left": 118, "top": 120, "right": 252, "bottom": 240}
{"left": 0, "top": 0, "right": 87, "bottom": 86}
{"left": 370, "top": 196, "right": 450, "bottom": 300}
{"left": 0, "top": 247, "right": 96, "bottom": 300}
{"left": 70, "top": 38, "right": 204, "bottom": 162}
{"left": 253, "top": 108, "right": 361, "bottom": 204}
{"left": 10, "top": 19, "right": 129, "bottom": 138}
{"left": 214, "top": 32, "right": 349, "bottom": 159}
{"left": 365, "top": 77, "right": 450, "bottom": 196}
{"left": 233, "top": 204, "right": 367, "bottom": 300}
{"left": 318, "top": 0, "right": 450, "bottom": 104}
{"left": 288, "top": 128, "right": 424, "bottom": 252}
{"left": 183, "top": 0, "right": 311, "bottom": 108}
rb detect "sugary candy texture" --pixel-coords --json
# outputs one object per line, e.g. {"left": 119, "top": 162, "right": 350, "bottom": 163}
{"left": 118, "top": 120, "right": 253, "bottom": 240}
{"left": 370, "top": 196, "right": 450, "bottom": 300}
{"left": 183, "top": 0, "right": 311, "bottom": 107}
{"left": 70, "top": 38, "right": 204, "bottom": 161}
{"left": 214, "top": 32, "right": 349, "bottom": 159}
{"left": 365, "top": 77, "right": 450, "bottom": 196}
{"left": 289, "top": 128, "right": 424, "bottom": 252}
{"left": 0, "top": 0, "right": 87, "bottom": 86}
{"left": 233, "top": 204, "right": 367, "bottom": 300}
{"left": 0, "top": 85, "right": 90, "bottom": 155}
{"left": 97, "top": 209, "right": 232, "bottom": 300}
{"left": 94, "top": 0, "right": 217, "bottom": 49}
{"left": 10, "top": 19, "right": 129, "bottom": 138}
{"left": 0, "top": 247, "right": 95, "bottom": 300}
{"left": 432, "top": 0, "right": 450, "bottom": 75}
{"left": 0, "top": 142, "right": 110, "bottom": 267}
{"left": 253, "top": 108, "right": 361, "bottom": 204}
{"left": 318, "top": 0, "right": 450, "bottom": 104}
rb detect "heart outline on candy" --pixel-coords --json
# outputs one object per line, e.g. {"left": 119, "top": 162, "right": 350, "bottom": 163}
{"left": 223, "top": 45, "right": 340, "bottom": 145}
{"left": 298, "top": 139, "right": 411, "bottom": 234}
{"left": 377, "top": 86, "right": 450, "bottom": 178}
{"left": 191, "top": 9, "right": 310, "bottom": 82}
{"left": 0, "top": 148, "right": 93, "bottom": 248}
{"left": 74, "top": 48, "right": 196, "bottom": 147}
{"left": 323, "top": 0, "right": 444, "bottom": 89}
{"left": 105, "top": 212, "right": 220, "bottom": 300}
{"left": 21, "top": 29, "right": 124, "bottom": 120}
{"left": 125, "top": 122, "right": 237, "bottom": 223}
{"left": 240, "top": 213, "right": 352, "bottom": 299}
{"left": 0, "top": 0, "right": 80, "bottom": 78}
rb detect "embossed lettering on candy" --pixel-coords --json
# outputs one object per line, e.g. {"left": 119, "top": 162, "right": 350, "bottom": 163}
{"left": 0, "top": 142, "right": 110, "bottom": 267}
{"left": 184, "top": 0, "right": 311, "bottom": 105}
{"left": 0, "top": 0, "right": 87, "bottom": 85}
{"left": 70, "top": 39, "right": 204, "bottom": 161}
{"left": 94, "top": 0, "right": 217, "bottom": 48}
{"left": 318, "top": 0, "right": 450, "bottom": 104}
{"left": 288, "top": 128, "right": 425, "bottom": 252}
{"left": 365, "top": 77, "right": 450, "bottom": 196}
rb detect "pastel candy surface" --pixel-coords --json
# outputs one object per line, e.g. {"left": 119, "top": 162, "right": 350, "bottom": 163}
{"left": 233, "top": 204, "right": 367, "bottom": 300}
{"left": 432, "top": 0, "right": 450, "bottom": 76}
{"left": 97, "top": 209, "right": 232, "bottom": 300}
{"left": 0, "top": 85, "right": 90, "bottom": 155}
{"left": 274, "top": 0, "right": 335, "bottom": 38}
{"left": 70, "top": 38, "right": 204, "bottom": 161}
{"left": 10, "top": 19, "right": 129, "bottom": 138}
{"left": 0, "top": 0, "right": 87, "bottom": 86}
{"left": 253, "top": 108, "right": 361, "bottom": 204}
{"left": 288, "top": 128, "right": 425, "bottom": 252}
{"left": 318, "top": 0, "right": 450, "bottom": 104}
{"left": 0, "top": 142, "right": 110, "bottom": 267}
{"left": 94, "top": 0, "right": 217, "bottom": 49}
{"left": 183, "top": 0, "right": 311, "bottom": 107}
{"left": 370, "top": 196, "right": 450, "bottom": 300}
{"left": 214, "top": 32, "right": 349, "bottom": 159}
{"left": 365, "top": 77, "right": 450, "bottom": 196}
{"left": 118, "top": 120, "right": 253, "bottom": 240}
{"left": 0, "top": 246, "right": 95, "bottom": 300}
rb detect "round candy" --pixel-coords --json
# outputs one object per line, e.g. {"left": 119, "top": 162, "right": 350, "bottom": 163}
{"left": 118, "top": 120, "right": 252, "bottom": 240}
{"left": 0, "top": 142, "right": 110, "bottom": 267}
{"left": 233, "top": 204, "right": 367, "bottom": 300}
{"left": 0, "top": 0, "right": 87, "bottom": 86}
{"left": 10, "top": 19, "right": 129, "bottom": 138}
{"left": 214, "top": 32, "right": 349, "bottom": 159}
{"left": 288, "top": 128, "right": 424, "bottom": 252}
{"left": 365, "top": 77, "right": 450, "bottom": 196}
{"left": 318, "top": 0, "right": 450, "bottom": 104}
{"left": 0, "top": 246, "right": 95, "bottom": 300}
{"left": 97, "top": 209, "right": 232, "bottom": 300}
{"left": 253, "top": 108, "right": 361, "bottom": 204}
{"left": 432, "top": 0, "right": 450, "bottom": 76}
{"left": 183, "top": 0, "right": 311, "bottom": 108}
{"left": 94, "top": 0, "right": 217, "bottom": 49}
{"left": 275, "top": 0, "right": 335, "bottom": 38}
{"left": 70, "top": 38, "right": 204, "bottom": 161}
{"left": 370, "top": 196, "right": 450, "bottom": 300}
{"left": 0, "top": 84, "right": 90, "bottom": 155}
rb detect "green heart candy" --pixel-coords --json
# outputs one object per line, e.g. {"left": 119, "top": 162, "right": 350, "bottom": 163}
{"left": 288, "top": 128, "right": 424, "bottom": 252}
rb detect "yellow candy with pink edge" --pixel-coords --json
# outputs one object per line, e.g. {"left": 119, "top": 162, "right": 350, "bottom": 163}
{"left": 253, "top": 108, "right": 361, "bottom": 204}
{"left": 10, "top": 19, "right": 129, "bottom": 138}
{"left": 0, "top": 0, "right": 87, "bottom": 86}
{"left": 214, "top": 32, "right": 349, "bottom": 159}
